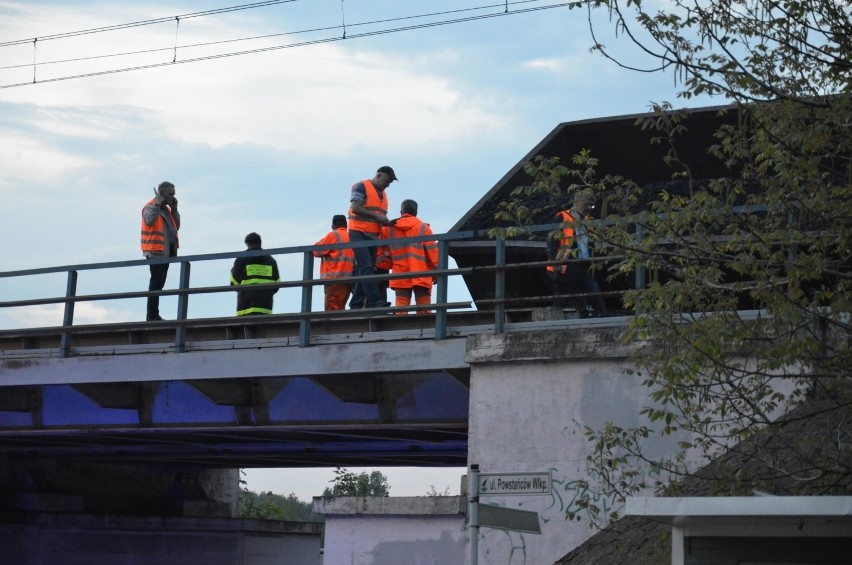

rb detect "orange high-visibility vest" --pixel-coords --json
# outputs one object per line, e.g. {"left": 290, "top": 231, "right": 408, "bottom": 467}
{"left": 376, "top": 229, "right": 392, "bottom": 270}
{"left": 313, "top": 228, "right": 355, "bottom": 279}
{"left": 547, "top": 209, "right": 576, "bottom": 275}
{"left": 347, "top": 180, "right": 388, "bottom": 234}
{"left": 140, "top": 199, "right": 179, "bottom": 254}
{"left": 382, "top": 215, "right": 438, "bottom": 291}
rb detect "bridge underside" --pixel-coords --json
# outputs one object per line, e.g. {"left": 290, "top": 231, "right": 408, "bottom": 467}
{"left": 0, "top": 370, "right": 469, "bottom": 468}
{"left": 0, "top": 315, "right": 480, "bottom": 468}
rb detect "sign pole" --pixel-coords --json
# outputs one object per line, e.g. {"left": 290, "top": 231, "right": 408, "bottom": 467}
{"left": 469, "top": 464, "right": 480, "bottom": 565}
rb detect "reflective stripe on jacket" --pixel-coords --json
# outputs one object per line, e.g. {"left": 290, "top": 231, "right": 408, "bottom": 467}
{"left": 230, "top": 254, "right": 280, "bottom": 316}
{"left": 347, "top": 180, "right": 388, "bottom": 234}
{"left": 381, "top": 214, "right": 438, "bottom": 291}
{"left": 313, "top": 228, "right": 355, "bottom": 279}
{"left": 547, "top": 209, "right": 575, "bottom": 275}
{"left": 140, "top": 198, "right": 179, "bottom": 256}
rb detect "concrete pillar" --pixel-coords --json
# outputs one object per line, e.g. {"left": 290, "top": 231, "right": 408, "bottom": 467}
{"left": 465, "top": 327, "right": 669, "bottom": 564}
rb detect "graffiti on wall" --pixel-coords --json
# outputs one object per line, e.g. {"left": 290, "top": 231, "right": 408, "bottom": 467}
{"left": 480, "top": 467, "right": 612, "bottom": 565}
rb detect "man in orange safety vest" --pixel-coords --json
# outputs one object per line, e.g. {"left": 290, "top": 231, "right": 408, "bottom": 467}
{"left": 313, "top": 215, "right": 355, "bottom": 311}
{"left": 140, "top": 181, "right": 180, "bottom": 321}
{"left": 381, "top": 199, "right": 438, "bottom": 314}
{"left": 546, "top": 189, "right": 606, "bottom": 317}
{"left": 347, "top": 165, "right": 396, "bottom": 309}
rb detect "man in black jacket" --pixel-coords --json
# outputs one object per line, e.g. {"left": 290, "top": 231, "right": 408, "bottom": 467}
{"left": 230, "top": 233, "right": 280, "bottom": 316}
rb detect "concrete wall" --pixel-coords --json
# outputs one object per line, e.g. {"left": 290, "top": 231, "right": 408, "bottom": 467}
{"left": 0, "top": 460, "right": 240, "bottom": 518}
{"left": 310, "top": 327, "right": 690, "bottom": 565}
{"left": 314, "top": 496, "right": 466, "bottom": 565}
{"left": 0, "top": 514, "right": 323, "bottom": 565}
{"left": 465, "top": 327, "right": 685, "bottom": 565}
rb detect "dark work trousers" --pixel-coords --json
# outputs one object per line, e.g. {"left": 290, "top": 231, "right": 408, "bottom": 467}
{"left": 550, "top": 263, "right": 606, "bottom": 316}
{"left": 348, "top": 230, "right": 384, "bottom": 308}
{"left": 147, "top": 247, "right": 176, "bottom": 319}
{"left": 375, "top": 268, "right": 389, "bottom": 304}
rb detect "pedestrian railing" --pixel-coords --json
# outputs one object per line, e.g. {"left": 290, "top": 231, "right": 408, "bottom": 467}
{"left": 0, "top": 224, "right": 632, "bottom": 357}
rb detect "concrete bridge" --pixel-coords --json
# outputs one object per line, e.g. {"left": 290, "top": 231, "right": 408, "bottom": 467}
{"left": 1, "top": 108, "right": 735, "bottom": 563}
{"left": 1, "top": 313, "right": 643, "bottom": 564}
{"left": 0, "top": 224, "right": 651, "bottom": 564}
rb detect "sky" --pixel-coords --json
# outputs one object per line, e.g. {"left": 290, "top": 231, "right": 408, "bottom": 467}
{"left": 0, "top": 0, "right": 717, "bottom": 501}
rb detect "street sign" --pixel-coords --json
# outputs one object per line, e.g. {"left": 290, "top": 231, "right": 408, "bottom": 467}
{"left": 478, "top": 503, "right": 541, "bottom": 534}
{"left": 479, "top": 472, "right": 551, "bottom": 495}
{"left": 468, "top": 466, "right": 549, "bottom": 565}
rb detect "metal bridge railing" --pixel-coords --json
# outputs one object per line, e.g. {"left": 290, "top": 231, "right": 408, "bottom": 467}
{"left": 0, "top": 224, "right": 632, "bottom": 356}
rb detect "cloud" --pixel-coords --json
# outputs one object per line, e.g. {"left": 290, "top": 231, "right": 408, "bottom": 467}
{"left": 520, "top": 52, "right": 624, "bottom": 82}
{"left": 0, "top": 301, "right": 137, "bottom": 330}
{"left": 524, "top": 57, "right": 565, "bottom": 72}
{"left": 148, "top": 45, "right": 508, "bottom": 155}
{"left": 26, "top": 104, "right": 155, "bottom": 141}
{"left": 0, "top": 3, "right": 515, "bottom": 157}
{"left": 0, "top": 131, "right": 95, "bottom": 185}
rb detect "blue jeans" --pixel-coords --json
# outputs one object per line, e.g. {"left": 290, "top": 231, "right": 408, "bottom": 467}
{"left": 348, "top": 230, "right": 384, "bottom": 308}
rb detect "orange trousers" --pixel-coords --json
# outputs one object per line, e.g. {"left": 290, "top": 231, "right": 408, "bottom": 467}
{"left": 394, "top": 286, "right": 432, "bottom": 315}
{"left": 324, "top": 283, "right": 351, "bottom": 311}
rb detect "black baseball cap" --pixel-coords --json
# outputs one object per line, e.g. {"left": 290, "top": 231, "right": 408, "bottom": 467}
{"left": 377, "top": 165, "right": 398, "bottom": 181}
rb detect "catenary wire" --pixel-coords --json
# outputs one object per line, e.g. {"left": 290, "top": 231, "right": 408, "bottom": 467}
{"left": 0, "top": 1, "right": 569, "bottom": 89}
{"left": 0, "top": 0, "right": 298, "bottom": 47}
{"left": 0, "top": 1, "right": 553, "bottom": 71}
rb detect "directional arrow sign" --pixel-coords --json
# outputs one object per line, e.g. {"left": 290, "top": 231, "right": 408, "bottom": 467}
{"left": 479, "top": 472, "right": 551, "bottom": 496}
{"left": 479, "top": 503, "right": 541, "bottom": 534}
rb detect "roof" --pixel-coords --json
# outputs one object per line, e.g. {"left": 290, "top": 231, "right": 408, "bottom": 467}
{"left": 447, "top": 104, "right": 740, "bottom": 309}
{"left": 451, "top": 104, "right": 737, "bottom": 233}
{"left": 626, "top": 495, "right": 852, "bottom": 522}
{"left": 555, "top": 395, "right": 852, "bottom": 564}
{"left": 626, "top": 496, "right": 852, "bottom": 538}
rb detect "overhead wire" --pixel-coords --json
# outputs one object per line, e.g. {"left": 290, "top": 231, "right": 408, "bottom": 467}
{"left": 0, "top": 0, "right": 570, "bottom": 89}
{"left": 0, "top": 0, "right": 298, "bottom": 47}
{"left": 0, "top": 0, "right": 556, "bottom": 70}
{"left": 0, "top": 25, "right": 341, "bottom": 71}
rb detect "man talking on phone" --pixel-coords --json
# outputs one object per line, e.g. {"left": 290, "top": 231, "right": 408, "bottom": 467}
{"left": 140, "top": 181, "right": 180, "bottom": 321}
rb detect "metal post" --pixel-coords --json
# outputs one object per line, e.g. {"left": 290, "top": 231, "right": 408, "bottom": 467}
{"left": 671, "top": 525, "right": 685, "bottom": 565}
{"left": 495, "top": 237, "right": 506, "bottom": 333}
{"left": 60, "top": 270, "right": 78, "bottom": 358}
{"left": 435, "top": 240, "right": 449, "bottom": 340}
{"left": 634, "top": 223, "right": 645, "bottom": 291}
{"left": 299, "top": 252, "right": 314, "bottom": 347}
{"left": 175, "top": 261, "right": 190, "bottom": 353}
{"left": 469, "top": 464, "right": 480, "bottom": 565}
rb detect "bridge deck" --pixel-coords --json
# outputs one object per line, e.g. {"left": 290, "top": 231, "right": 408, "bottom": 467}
{"left": 0, "top": 226, "right": 630, "bottom": 469}
{"left": 0, "top": 310, "right": 572, "bottom": 469}
{"left": 0, "top": 309, "right": 518, "bottom": 357}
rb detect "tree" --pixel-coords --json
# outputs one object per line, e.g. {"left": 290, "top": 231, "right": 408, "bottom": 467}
{"left": 426, "top": 484, "right": 452, "bottom": 497}
{"left": 239, "top": 488, "right": 323, "bottom": 522}
{"left": 495, "top": 0, "right": 852, "bottom": 526}
{"left": 321, "top": 467, "right": 391, "bottom": 497}
{"left": 572, "top": 0, "right": 850, "bottom": 103}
